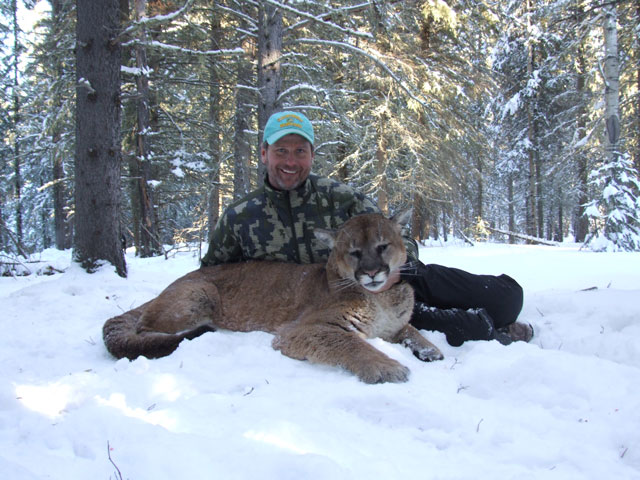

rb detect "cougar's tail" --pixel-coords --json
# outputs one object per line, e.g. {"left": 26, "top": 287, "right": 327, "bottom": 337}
{"left": 102, "top": 306, "right": 215, "bottom": 360}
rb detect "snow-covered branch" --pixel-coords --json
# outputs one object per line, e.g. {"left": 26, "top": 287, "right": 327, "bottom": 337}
{"left": 277, "top": 83, "right": 324, "bottom": 103}
{"left": 216, "top": 4, "right": 258, "bottom": 32}
{"left": 122, "top": 39, "right": 245, "bottom": 58}
{"left": 295, "top": 38, "right": 428, "bottom": 109}
{"left": 267, "top": 0, "right": 372, "bottom": 39}
{"left": 118, "top": 0, "right": 196, "bottom": 40}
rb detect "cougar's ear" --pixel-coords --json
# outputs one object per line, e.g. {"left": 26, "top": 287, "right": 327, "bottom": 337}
{"left": 314, "top": 228, "right": 337, "bottom": 249}
{"left": 390, "top": 208, "right": 412, "bottom": 228}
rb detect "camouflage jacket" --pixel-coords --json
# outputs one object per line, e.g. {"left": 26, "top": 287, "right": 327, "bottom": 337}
{"left": 201, "top": 174, "right": 419, "bottom": 266}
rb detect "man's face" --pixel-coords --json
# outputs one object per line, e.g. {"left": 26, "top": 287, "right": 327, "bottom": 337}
{"left": 261, "top": 134, "right": 314, "bottom": 191}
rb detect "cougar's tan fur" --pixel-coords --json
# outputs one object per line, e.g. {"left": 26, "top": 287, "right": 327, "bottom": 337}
{"left": 103, "top": 211, "right": 443, "bottom": 383}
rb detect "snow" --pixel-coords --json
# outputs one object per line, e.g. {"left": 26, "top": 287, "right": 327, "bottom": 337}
{"left": 502, "top": 92, "right": 520, "bottom": 118}
{"left": 603, "top": 184, "right": 620, "bottom": 200}
{"left": 1, "top": 242, "right": 640, "bottom": 479}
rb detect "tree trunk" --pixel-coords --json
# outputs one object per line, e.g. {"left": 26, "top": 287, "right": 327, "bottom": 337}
{"left": 526, "top": 111, "right": 536, "bottom": 239}
{"left": 633, "top": 0, "right": 640, "bottom": 177}
{"left": 536, "top": 146, "right": 544, "bottom": 238}
{"left": 603, "top": 5, "right": 620, "bottom": 163}
{"left": 0, "top": 203, "right": 5, "bottom": 252}
{"left": 441, "top": 208, "right": 448, "bottom": 242}
{"left": 574, "top": 43, "right": 589, "bottom": 242}
{"left": 475, "top": 156, "right": 483, "bottom": 222}
{"left": 74, "top": 0, "right": 126, "bottom": 276}
{"left": 50, "top": 0, "right": 72, "bottom": 250}
{"left": 556, "top": 200, "right": 563, "bottom": 242}
{"left": 525, "top": 0, "right": 538, "bottom": 239}
{"left": 52, "top": 152, "right": 69, "bottom": 249}
{"left": 507, "top": 174, "right": 515, "bottom": 244}
{"left": 411, "top": 191, "right": 426, "bottom": 242}
{"left": 233, "top": 39, "right": 253, "bottom": 200}
{"left": 375, "top": 113, "right": 389, "bottom": 215}
{"left": 207, "top": 14, "right": 222, "bottom": 239}
{"left": 11, "top": 0, "right": 23, "bottom": 252}
{"left": 133, "top": 0, "right": 160, "bottom": 257}
{"left": 257, "top": 1, "right": 282, "bottom": 184}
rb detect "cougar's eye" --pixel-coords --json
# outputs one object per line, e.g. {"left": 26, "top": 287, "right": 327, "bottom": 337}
{"left": 349, "top": 249, "right": 362, "bottom": 259}
{"left": 376, "top": 243, "right": 389, "bottom": 254}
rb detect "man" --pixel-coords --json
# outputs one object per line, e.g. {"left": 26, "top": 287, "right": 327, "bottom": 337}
{"left": 202, "top": 110, "right": 533, "bottom": 346}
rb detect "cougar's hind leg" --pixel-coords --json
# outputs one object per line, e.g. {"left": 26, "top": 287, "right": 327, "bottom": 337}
{"left": 273, "top": 315, "right": 410, "bottom": 384}
{"left": 103, "top": 303, "right": 192, "bottom": 360}
{"left": 103, "top": 274, "right": 222, "bottom": 360}
{"left": 392, "top": 324, "right": 444, "bottom": 362}
{"left": 137, "top": 275, "right": 222, "bottom": 336}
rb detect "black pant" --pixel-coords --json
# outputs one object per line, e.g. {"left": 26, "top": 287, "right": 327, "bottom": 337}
{"left": 404, "top": 262, "right": 524, "bottom": 346}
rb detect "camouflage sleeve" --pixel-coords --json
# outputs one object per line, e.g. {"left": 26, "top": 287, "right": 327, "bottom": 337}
{"left": 200, "top": 208, "right": 243, "bottom": 266}
{"left": 403, "top": 235, "right": 420, "bottom": 263}
{"left": 349, "top": 191, "right": 380, "bottom": 216}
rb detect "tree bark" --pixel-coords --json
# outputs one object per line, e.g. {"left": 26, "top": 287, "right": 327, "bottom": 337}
{"left": 49, "top": 0, "right": 72, "bottom": 250}
{"left": 257, "top": 1, "right": 282, "bottom": 184}
{"left": 556, "top": 199, "right": 563, "bottom": 242}
{"left": 0, "top": 203, "right": 4, "bottom": 252}
{"left": 525, "top": 0, "right": 538, "bottom": 239}
{"left": 507, "top": 173, "right": 515, "bottom": 244}
{"left": 375, "top": 112, "right": 389, "bottom": 215}
{"left": 475, "top": 156, "right": 483, "bottom": 222}
{"left": 133, "top": 0, "right": 160, "bottom": 257}
{"left": 574, "top": 41, "right": 589, "bottom": 242}
{"left": 233, "top": 39, "right": 253, "bottom": 200}
{"left": 603, "top": 4, "right": 620, "bottom": 161}
{"left": 207, "top": 13, "right": 222, "bottom": 239}
{"left": 11, "top": 0, "right": 23, "bottom": 251}
{"left": 74, "top": 0, "right": 126, "bottom": 276}
{"left": 411, "top": 191, "right": 426, "bottom": 241}
{"left": 535, "top": 145, "right": 543, "bottom": 238}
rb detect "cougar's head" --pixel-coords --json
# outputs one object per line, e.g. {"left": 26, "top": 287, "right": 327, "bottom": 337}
{"left": 315, "top": 210, "right": 411, "bottom": 293}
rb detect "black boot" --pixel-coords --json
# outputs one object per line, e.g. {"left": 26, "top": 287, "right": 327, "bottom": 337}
{"left": 498, "top": 322, "right": 534, "bottom": 342}
{"left": 410, "top": 302, "right": 512, "bottom": 347}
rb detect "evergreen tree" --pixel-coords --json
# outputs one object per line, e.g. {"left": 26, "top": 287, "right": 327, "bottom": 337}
{"left": 0, "top": 2, "right": 12, "bottom": 252}
{"left": 23, "top": 0, "right": 76, "bottom": 251}
{"left": 74, "top": 0, "right": 126, "bottom": 276}
{"left": 4, "top": 0, "right": 640, "bottom": 259}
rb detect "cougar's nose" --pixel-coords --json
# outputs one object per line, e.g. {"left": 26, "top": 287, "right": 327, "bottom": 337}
{"left": 362, "top": 268, "right": 380, "bottom": 278}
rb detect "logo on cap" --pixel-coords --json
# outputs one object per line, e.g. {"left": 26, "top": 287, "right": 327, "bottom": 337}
{"left": 278, "top": 114, "right": 303, "bottom": 130}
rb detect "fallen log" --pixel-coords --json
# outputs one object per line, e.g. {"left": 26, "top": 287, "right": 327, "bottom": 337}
{"left": 487, "top": 227, "right": 560, "bottom": 246}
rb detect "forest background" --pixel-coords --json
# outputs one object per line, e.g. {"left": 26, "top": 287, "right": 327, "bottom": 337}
{"left": 1, "top": 0, "right": 640, "bottom": 277}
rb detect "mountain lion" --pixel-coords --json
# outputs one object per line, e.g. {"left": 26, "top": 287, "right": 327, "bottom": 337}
{"left": 103, "top": 211, "right": 444, "bottom": 383}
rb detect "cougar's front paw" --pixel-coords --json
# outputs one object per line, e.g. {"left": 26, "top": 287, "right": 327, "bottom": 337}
{"left": 413, "top": 345, "right": 444, "bottom": 362}
{"left": 401, "top": 335, "right": 444, "bottom": 363}
{"left": 356, "top": 359, "right": 410, "bottom": 384}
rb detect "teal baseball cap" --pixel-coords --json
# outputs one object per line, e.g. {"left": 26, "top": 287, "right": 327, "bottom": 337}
{"left": 263, "top": 111, "right": 314, "bottom": 145}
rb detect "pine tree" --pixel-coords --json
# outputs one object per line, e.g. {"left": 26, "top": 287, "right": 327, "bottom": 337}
{"left": 585, "top": 153, "right": 640, "bottom": 251}
{"left": 74, "top": 0, "right": 127, "bottom": 276}
{"left": 24, "top": 0, "right": 76, "bottom": 250}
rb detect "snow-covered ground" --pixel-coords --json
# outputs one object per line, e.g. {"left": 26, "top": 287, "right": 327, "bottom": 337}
{"left": 1, "top": 241, "right": 639, "bottom": 479}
